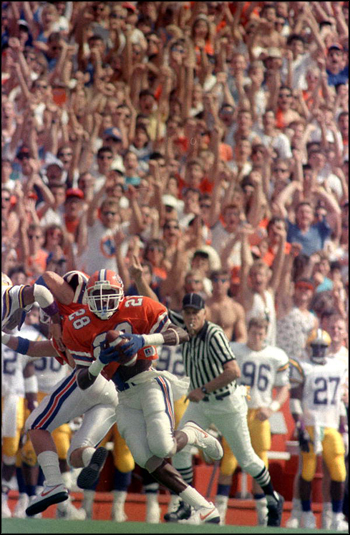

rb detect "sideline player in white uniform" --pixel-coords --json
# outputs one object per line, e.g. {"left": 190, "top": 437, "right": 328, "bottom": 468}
{"left": 1, "top": 338, "right": 38, "bottom": 518}
{"left": 215, "top": 317, "right": 290, "bottom": 525}
{"left": 289, "top": 329, "right": 348, "bottom": 530}
{"left": 13, "top": 306, "right": 85, "bottom": 520}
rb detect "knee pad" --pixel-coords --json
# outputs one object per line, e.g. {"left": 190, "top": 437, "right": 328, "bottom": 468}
{"left": 327, "top": 455, "right": 347, "bottom": 482}
{"left": 148, "top": 431, "right": 176, "bottom": 459}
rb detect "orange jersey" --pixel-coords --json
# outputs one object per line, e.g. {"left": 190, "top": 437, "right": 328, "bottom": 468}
{"left": 52, "top": 301, "right": 88, "bottom": 366}
{"left": 61, "top": 296, "right": 171, "bottom": 380}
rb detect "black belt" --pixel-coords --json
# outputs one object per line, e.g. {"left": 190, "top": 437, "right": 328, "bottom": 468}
{"left": 202, "top": 390, "right": 231, "bottom": 402}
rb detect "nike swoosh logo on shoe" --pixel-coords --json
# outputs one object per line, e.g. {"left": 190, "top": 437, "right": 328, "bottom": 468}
{"left": 41, "top": 485, "right": 63, "bottom": 497}
{"left": 187, "top": 424, "right": 208, "bottom": 438}
{"left": 200, "top": 508, "right": 216, "bottom": 521}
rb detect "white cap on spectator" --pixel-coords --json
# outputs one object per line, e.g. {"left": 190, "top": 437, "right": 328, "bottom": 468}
{"left": 193, "top": 245, "right": 222, "bottom": 272}
{"left": 162, "top": 194, "right": 179, "bottom": 209}
{"left": 266, "top": 47, "right": 282, "bottom": 59}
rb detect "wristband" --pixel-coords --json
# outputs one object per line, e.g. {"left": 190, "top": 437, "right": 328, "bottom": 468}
{"left": 2, "top": 332, "right": 10, "bottom": 345}
{"left": 24, "top": 375, "right": 38, "bottom": 394}
{"left": 142, "top": 333, "right": 165, "bottom": 346}
{"left": 42, "top": 302, "right": 59, "bottom": 318}
{"left": 17, "top": 337, "right": 30, "bottom": 355}
{"left": 88, "top": 358, "right": 106, "bottom": 377}
{"left": 269, "top": 400, "right": 281, "bottom": 412}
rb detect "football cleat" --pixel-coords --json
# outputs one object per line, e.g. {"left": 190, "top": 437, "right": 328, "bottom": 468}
{"left": 300, "top": 510, "right": 316, "bottom": 529}
{"left": 181, "top": 421, "right": 223, "bottom": 461}
{"left": 13, "top": 493, "right": 29, "bottom": 518}
{"left": 145, "top": 501, "right": 160, "bottom": 524}
{"left": 25, "top": 483, "right": 68, "bottom": 516}
{"left": 56, "top": 497, "right": 86, "bottom": 520}
{"left": 267, "top": 493, "right": 284, "bottom": 527}
{"left": 194, "top": 502, "right": 221, "bottom": 524}
{"left": 77, "top": 447, "right": 108, "bottom": 489}
{"left": 164, "top": 501, "right": 192, "bottom": 522}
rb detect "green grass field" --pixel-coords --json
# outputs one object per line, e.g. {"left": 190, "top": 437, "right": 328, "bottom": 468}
{"left": 1, "top": 518, "right": 340, "bottom": 534}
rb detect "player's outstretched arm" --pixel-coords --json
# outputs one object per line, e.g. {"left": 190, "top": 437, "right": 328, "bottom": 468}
{"left": 1, "top": 333, "right": 57, "bottom": 357}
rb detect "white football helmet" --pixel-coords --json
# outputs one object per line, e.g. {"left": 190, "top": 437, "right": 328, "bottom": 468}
{"left": 63, "top": 270, "right": 89, "bottom": 304}
{"left": 307, "top": 328, "right": 331, "bottom": 364}
{"left": 83, "top": 269, "right": 124, "bottom": 320}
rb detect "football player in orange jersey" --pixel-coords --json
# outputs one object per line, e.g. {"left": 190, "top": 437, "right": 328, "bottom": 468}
{"left": 66, "top": 269, "right": 225, "bottom": 524}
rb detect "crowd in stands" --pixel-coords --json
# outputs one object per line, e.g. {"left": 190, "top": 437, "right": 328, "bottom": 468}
{"left": 1, "top": 0, "right": 349, "bottom": 523}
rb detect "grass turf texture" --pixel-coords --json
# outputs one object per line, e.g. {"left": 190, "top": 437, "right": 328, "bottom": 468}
{"left": 1, "top": 519, "right": 340, "bottom": 534}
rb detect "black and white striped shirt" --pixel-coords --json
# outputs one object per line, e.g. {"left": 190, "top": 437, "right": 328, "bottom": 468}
{"left": 169, "top": 310, "right": 237, "bottom": 395}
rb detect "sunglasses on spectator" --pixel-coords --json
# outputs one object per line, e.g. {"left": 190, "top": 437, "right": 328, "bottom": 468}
{"left": 171, "top": 47, "right": 185, "bottom": 54}
{"left": 278, "top": 93, "right": 292, "bottom": 98}
{"left": 102, "top": 211, "right": 117, "bottom": 216}
{"left": 18, "top": 154, "right": 30, "bottom": 160}
{"left": 186, "top": 278, "right": 202, "bottom": 284}
{"left": 58, "top": 152, "right": 73, "bottom": 157}
{"left": 28, "top": 234, "right": 42, "bottom": 240}
{"left": 110, "top": 13, "right": 125, "bottom": 19}
{"left": 106, "top": 137, "right": 121, "bottom": 142}
{"left": 2, "top": 196, "right": 11, "bottom": 202}
{"left": 212, "top": 277, "right": 229, "bottom": 283}
{"left": 148, "top": 246, "right": 165, "bottom": 253}
{"left": 200, "top": 203, "right": 211, "bottom": 209}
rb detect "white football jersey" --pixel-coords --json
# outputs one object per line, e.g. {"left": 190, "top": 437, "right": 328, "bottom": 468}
{"left": 18, "top": 324, "right": 68, "bottom": 393}
{"left": 155, "top": 345, "right": 185, "bottom": 378}
{"left": 289, "top": 357, "right": 348, "bottom": 428}
{"left": 1, "top": 344, "right": 33, "bottom": 397}
{"left": 230, "top": 342, "right": 289, "bottom": 408}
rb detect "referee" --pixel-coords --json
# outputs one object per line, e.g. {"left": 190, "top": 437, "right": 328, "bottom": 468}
{"left": 166, "top": 293, "right": 284, "bottom": 526}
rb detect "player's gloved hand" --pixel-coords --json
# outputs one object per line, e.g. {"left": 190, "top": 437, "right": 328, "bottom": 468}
{"left": 99, "top": 345, "right": 124, "bottom": 364}
{"left": 296, "top": 422, "right": 310, "bottom": 453}
{"left": 119, "top": 333, "right": 145, "bottom": 357}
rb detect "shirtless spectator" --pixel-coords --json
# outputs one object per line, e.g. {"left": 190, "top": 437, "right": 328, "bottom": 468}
{"left": 206, "top": 269, "right": 247, "bottom": 343}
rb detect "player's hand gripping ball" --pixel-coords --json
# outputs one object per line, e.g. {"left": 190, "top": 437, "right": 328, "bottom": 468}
{"left": 101, "top": 330, "right": 138, "bottom": 366}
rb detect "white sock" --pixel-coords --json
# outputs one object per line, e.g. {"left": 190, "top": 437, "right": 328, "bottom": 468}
{"left": 83, "top": 489, "right": 95, "bottom": 506}
{"left": 146, "top": 493, "right": 159, "bottom": 506}
{"left": 181, "top": 426, "right": 197, "bottom": 445}
{"left": 113, "top": 490, "right": 127, "bottom": 505}
{"left": 37, "top": 451, "right": 63, "bottom": 486}
{"left": 82, "top": 447, "right": 96, "bottom": 467}
{"left": 179, "top": 486, "right": 211, "bottom": 509}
